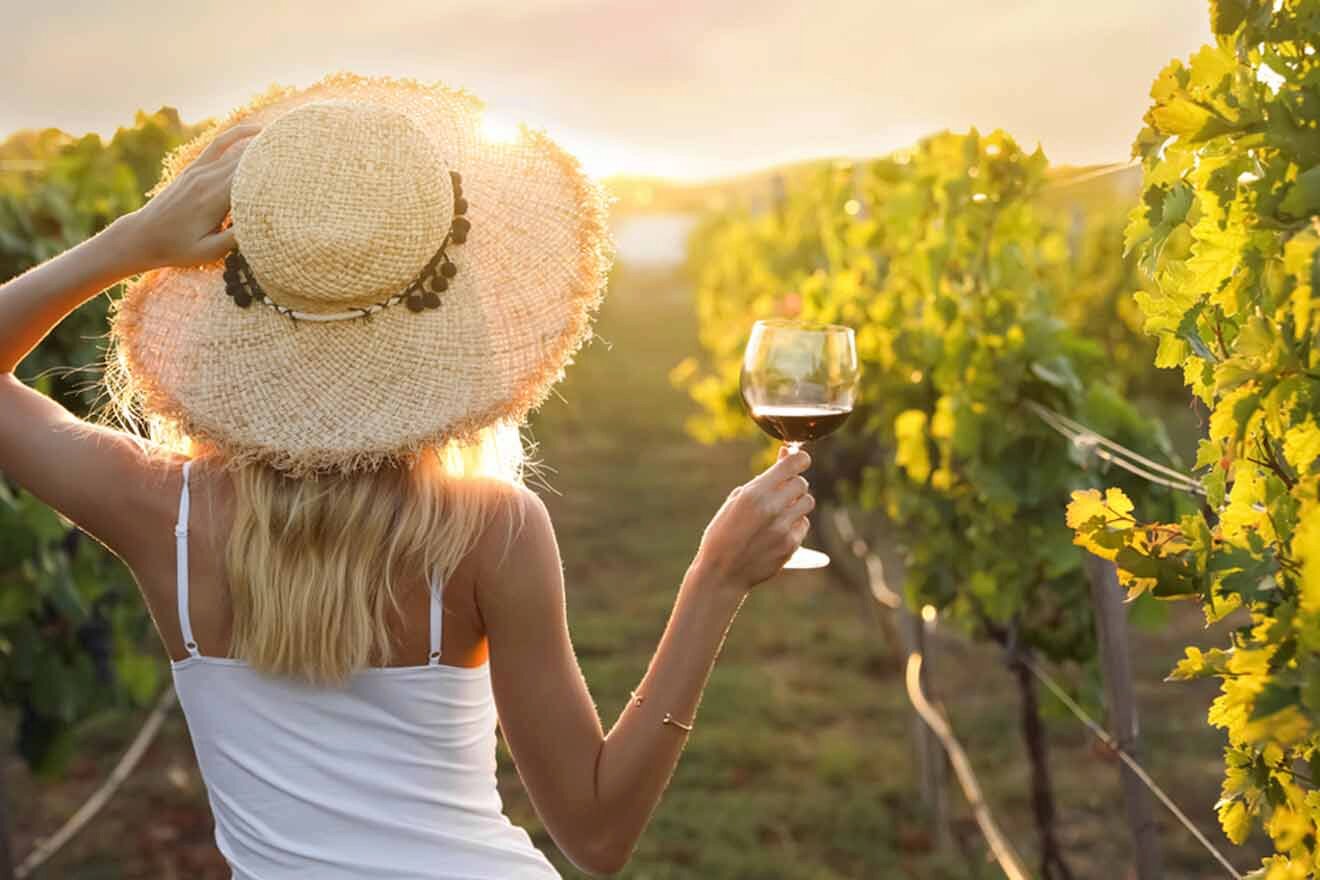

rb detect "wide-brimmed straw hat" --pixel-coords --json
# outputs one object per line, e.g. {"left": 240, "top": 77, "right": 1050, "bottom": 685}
{"left": 108, "top": 72, "right": 613, "bottom": 477}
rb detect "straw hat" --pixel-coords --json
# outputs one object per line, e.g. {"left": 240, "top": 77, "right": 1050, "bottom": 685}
{"left": 108, "top": 72, "right": 613, "bottom": 477}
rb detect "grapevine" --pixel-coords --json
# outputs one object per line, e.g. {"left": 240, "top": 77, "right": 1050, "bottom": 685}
{"left": 1066, "top": 2, "right": 1320, "bottom": 875}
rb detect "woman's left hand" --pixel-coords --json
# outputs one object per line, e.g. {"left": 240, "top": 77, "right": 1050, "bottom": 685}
{"left": 118, "top": 123, "right": 261, "bottom": 273}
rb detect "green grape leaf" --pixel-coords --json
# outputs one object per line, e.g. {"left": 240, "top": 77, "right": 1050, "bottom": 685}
{"left": 1279, "top": 165, "right": 1320, "bottom": 218}
{"left": 1211, "top": 0, "right": 1248, "bottom": 35}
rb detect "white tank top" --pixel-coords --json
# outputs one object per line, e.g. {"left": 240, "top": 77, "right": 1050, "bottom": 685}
{"left": 169, "top": 460, "right": 561, "bottom": 879}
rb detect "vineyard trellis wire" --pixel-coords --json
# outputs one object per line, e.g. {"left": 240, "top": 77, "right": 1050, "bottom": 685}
{"left": 1021, "top": 655, "right": 1244, "bottom": 879}
{"left": 1044, "top": 159, "right": 1142, "bottom": 192}
{"left": 14, "top": 686, "right": 178, "bottom": 879}
{"left": 903, "top": 651, "right": 1031, "bottom": 880}
{"left": 826, "top": 503, "right": 1028, "bottom": 875}
{"left": 834, "top": 500, "right": 1245, "bottom": 879}
{"left": 1025, "top": 400, "right": 1206, "bottom": 497}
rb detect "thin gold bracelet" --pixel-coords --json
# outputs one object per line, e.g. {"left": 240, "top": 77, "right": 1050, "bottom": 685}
{"left": 662, "top": 713, "right": 694, "bottom": 732}
{"left": 629, "top": 690, "right": 694, "bottom": 733}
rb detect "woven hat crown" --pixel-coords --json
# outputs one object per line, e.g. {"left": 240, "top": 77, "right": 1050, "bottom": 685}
{"left": 231, "top": 100, "right": 455, "bottom": 313}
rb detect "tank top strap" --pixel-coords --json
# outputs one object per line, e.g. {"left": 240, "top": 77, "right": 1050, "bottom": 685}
{"left": 428, "top": 567, "right": 444, "bottom": 666}
{"left": 175, "top": 459, "right": 200, "bottom": 658}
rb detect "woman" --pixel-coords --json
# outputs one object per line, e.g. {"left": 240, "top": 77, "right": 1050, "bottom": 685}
{"left": 0, "top": 73, "right": 813, "bottom": 878}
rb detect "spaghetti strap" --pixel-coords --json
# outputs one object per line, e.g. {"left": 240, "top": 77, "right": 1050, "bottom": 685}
{"left": 175, "top": 459, "right": 200, "bottom": 658}
{"left": 428, "top": 568, "right": 443, "bottom": 665}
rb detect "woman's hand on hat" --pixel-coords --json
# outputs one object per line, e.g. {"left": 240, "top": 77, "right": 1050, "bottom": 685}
{"left": 118, "top": 124, "right": 262, "bottom": 273}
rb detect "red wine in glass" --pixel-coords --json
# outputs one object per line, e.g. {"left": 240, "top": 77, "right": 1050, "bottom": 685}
{"left": 748, "top": 404, "right": 852, "bottom": 444}
{"left": 740, "top": 319, "right": 859, "bottom": 569}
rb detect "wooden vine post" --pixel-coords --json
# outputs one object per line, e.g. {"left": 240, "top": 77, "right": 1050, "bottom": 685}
{"left": 1084, "top": 553, "right": 1163, "bottom": 879}
{"left": 908, "top": 607, "right": 951, "bottom": 852}
{"left": 0, "top": 770, "right": 14, "bottom": 880}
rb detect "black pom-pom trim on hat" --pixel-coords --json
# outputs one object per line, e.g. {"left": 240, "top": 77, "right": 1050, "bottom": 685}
{"left": 450, "top": 215, "right": 470, "bottom": 244}
{"left": 220, "top": 168, "right": 472, "bottom": 322}
{"left": 223, "top": 250, "right": 259, "bottom": 309}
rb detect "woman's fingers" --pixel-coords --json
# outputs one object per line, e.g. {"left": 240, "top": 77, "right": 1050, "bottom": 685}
{"left": 699, "top": 449, "right": 816, "bottom": 591}
{"left": 766, "top": 474, "right": 809, "bottom": 508}
{"left": 750, "top": 448, "right": 810, "bottom": 491}
{"left": 772, "top": 516, "right": 811, "bottom": 563}
{"left": 195, "top": 124, "right": 262, "bottom": 166}
{"left": 740, "top": 460, "right": 809, "bottom": 529}
{"left": 192, "top": 226, "right": 237, "bottom": 263}
{"left": 185, "top": 151, "right": 244, "bottom": 241}
{"left": 781, "top": 491, "right": 815, "bottom": 522}
{"left": 201, "top": 156, "right": 242, "bottom": 212}
{"left": 197, "top": 144, "right": 247, "bottom": 188}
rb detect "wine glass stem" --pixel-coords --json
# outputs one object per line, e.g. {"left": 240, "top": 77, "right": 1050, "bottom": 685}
{"left": 780, "top": 440, "right": 827, "bottom": 568}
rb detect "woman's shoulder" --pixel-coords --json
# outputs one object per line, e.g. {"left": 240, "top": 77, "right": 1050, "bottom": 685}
{"left": 470, "top": 480, "right": 560, "bottom": 610}
{"left": 472, "top": 479, "right": 552, "bottom": 562}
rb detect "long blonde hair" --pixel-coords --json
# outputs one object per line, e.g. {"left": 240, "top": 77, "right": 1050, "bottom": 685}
{"left": 228, "top": 427, "right": 525, "bottom": 685}
{"left": 95, "top": 377, "right": 528, "bottom": 685}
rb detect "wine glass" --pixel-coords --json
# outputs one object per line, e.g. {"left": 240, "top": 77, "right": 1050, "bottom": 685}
{"left": 740, "top": 319, "right": 859, "bottom": 569}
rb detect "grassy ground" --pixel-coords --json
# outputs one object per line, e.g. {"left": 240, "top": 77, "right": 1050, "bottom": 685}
{"left": 11, "top": 263, "right": 1271, "bottom": 878}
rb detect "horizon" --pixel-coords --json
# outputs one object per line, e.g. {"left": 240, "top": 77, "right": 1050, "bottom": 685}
{"left": 0, "top": 113, "right": 1150, "bottom": 190}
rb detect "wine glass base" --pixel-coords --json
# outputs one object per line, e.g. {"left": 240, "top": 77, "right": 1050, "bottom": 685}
{"left": 783, "top": 546, "right": 830, "bottom": 570}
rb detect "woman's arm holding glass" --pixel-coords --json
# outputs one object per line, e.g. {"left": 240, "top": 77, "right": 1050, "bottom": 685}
{"left": 478, "top": 449, "right": 812, "bottom": 875}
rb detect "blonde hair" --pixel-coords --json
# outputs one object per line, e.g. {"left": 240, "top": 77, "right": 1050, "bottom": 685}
{"left": 94, "top": 374, "right": 529, "bottom": 685}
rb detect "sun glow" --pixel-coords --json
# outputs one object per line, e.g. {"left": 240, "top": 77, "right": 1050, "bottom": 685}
{"left": 477, "top": 111, "right": 691, "bottom": 180}
{"left": 479, "top": 112, "right": 521, "bottom": 144}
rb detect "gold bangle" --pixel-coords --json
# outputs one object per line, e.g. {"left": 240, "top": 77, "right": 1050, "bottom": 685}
{"left": 663, "top": 712, "right": 694, "bottom": 732}
{"left": 631, "top": 690, "right": 694, "bottom": 732}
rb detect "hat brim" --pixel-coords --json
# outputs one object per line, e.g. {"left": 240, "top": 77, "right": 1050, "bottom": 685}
{"left": 108, "top": 73, "right": 613, "bottom": 477}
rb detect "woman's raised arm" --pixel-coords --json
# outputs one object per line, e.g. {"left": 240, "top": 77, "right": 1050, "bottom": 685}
{"left": 0, "top": 123, "right": 259, "bottom": 566}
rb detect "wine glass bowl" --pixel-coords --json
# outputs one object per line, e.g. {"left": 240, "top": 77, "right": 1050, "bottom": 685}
{"left": 739, "top": 319, "right": 859, "bottom": 569}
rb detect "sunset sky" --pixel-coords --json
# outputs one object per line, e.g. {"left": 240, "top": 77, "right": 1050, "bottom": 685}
{"left": 3, "top": 1, "right": 1212, "bottom": 180}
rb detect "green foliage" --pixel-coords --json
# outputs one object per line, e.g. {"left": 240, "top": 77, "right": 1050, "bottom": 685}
{"left": 0, "top": 108, "right": 199, "bottom": 773}
{"left": 0, "top": 482, "right": 162, "bottom": 775}
{"left": 678, "top": 129, "right": 1178, "bottom": 666}
{"left": 1058, "top": 208, "right": 1190, "bottom": 405}
{"left": 1067, "top": 2, "right": 1320, "bottom": 874}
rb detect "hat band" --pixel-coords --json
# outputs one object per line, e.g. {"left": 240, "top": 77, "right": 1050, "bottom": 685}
{"left": 221, "top": 171, "right": 469, "bottom": 324}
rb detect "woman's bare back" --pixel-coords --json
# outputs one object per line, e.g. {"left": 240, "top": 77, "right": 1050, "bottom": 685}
{"left": 128, "top": 457, "right": 491, "bottom": 670}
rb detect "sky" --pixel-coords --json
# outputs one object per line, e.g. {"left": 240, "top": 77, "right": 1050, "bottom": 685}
{"left": 0, "top": 0, "right": 1213, "bottom": 181}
